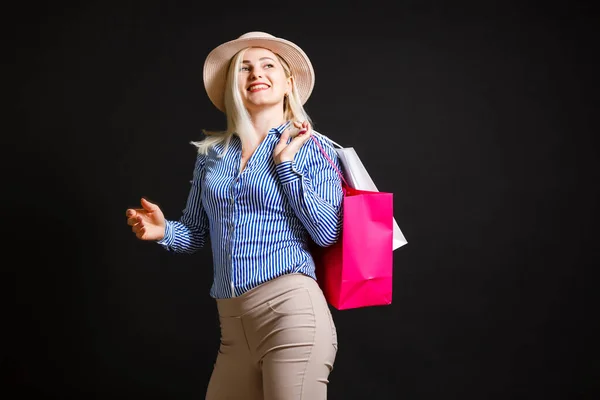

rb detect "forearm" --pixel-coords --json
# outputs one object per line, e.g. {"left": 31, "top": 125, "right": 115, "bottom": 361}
{"left": 157, "top": 219, "right": 207, "bottom": 253}
{"left": 276, "top": 161, "right": 342, "bottom": 246}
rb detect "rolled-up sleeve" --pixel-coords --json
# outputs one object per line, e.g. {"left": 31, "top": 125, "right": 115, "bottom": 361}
{"left": 276, "top": 135, "right": 343, "bottom": 247}
{"left": 157, "top": 152, "right": 209, "bottom": 253}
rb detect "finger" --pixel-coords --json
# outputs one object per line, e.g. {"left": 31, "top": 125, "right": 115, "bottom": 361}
{"left": 296, "top": 125, "right": 312, "bottom": 138}
{"left": 141, "top": 197, "right": 158, "bottom": 212}
{"left": 127, "top": 207, "right": 146, "bottom": 217}
{"left": 135, "top": 226, "right": 146, "bottom": 239}
{"left": 127, "top": 215, "right": 141, "bottom": 227}
{"left": 295, "top": 120, "right": 309, "bottom": 129}
{"left": 298, "top": 129, "right": 313, "bottom": 144}
{"left": 274, "top": 130, "right": 291, "bottom": 153}
{"left": 297, "top": 121, "right": 312, "bottom": 136}
{"left": 285, "top": 130, "right": 312, "bottom": 153}
{"left": 132, "top": 217, "right": 146, "bottom": 232}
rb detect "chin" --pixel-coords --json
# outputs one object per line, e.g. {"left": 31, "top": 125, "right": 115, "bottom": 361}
{"left": 246, "top": 100, "right": 282, "bottom": 110}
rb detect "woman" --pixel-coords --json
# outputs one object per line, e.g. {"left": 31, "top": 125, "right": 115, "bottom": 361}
{"left": 125, "top": 31, "right": 343, "bottom": 399}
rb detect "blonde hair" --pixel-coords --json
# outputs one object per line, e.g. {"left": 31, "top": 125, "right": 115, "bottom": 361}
{"left": 191, "top": 47, "right": 312, "bottom": 156}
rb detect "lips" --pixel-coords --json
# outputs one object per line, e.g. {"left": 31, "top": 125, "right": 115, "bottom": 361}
{"left": 247, "top": 83, "right": 270, "bottom": 92}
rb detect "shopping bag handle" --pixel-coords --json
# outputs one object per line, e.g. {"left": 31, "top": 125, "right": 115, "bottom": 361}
{"left": 310, "top": 135, "right": 350, "bottom": 188}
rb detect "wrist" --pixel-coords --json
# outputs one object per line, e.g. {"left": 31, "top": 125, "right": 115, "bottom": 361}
{"left": 274, "top": 156, "right": 293, "bottom": 165}
{"left": 275, "top": 160, "right": 301, "bottom": 184}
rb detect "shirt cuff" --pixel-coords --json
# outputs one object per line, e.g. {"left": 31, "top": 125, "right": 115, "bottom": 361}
{"left": 156, "top": 220, "right": 174, "bottom": 246}
{"left": 276, "top": 161, "right": 302, "bottom": 185}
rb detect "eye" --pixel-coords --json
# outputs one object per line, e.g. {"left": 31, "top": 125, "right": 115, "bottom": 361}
{"left": 239, "top": 66, "right": 250, "bottom": 72}
{"left": 264, "top": 63, "right": 275, "bottom": 69}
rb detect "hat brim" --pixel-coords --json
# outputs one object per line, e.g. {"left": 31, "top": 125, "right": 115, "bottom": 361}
{"left": 203, "top": 36, "right": 315, "bottom": 113}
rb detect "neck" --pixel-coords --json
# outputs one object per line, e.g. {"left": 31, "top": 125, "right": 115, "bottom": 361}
{"left": 240, "top": 106, "right": 286, "bottom": 152}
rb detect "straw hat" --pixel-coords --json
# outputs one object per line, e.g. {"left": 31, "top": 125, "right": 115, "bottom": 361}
{"left": 203, "top": 31, "right": 315, "bottom": 113}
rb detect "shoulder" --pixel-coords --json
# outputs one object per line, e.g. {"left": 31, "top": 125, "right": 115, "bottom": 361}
{"left": 296, "top": 130, "right": 342, "bottom": 174}
{"left": 311, "top": 130, "right": 339, "bottom": 149}
{"left": 190, "top": 131, "right": 234, "bottom": 159}
{"left": 194, "top": 149, "right": 208, "bottom": 165}
{"left": 304, "top": 130, "right": 340, "bottom": 157}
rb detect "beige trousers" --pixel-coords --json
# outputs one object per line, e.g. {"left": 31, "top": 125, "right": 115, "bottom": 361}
{"left": 205, "top": 273, "right": 338, "bottom": 400}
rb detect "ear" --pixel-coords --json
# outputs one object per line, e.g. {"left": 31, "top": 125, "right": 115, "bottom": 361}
{"left": 286, "top": 76, "right": 294, "bottom": 95}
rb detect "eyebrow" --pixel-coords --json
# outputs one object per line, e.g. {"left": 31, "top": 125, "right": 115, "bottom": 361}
{"left": 242, "top": 57, "right": 276, "bottom": 64}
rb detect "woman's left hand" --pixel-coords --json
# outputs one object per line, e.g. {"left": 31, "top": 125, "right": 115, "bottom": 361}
{"left": 273, "top": 120, "right": 312, "bottom": 165}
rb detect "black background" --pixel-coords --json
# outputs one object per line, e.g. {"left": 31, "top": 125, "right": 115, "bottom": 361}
{"left": 8, "top": 0, "right": 599, "bottom": 399}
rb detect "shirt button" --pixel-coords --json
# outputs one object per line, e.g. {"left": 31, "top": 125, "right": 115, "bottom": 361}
{"left": 230, "top": 197, "right": 234, "bottom": 204}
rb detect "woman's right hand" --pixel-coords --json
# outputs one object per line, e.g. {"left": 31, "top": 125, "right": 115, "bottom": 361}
{"left": 125, "top": 198, "right": 166, "bottom": 241}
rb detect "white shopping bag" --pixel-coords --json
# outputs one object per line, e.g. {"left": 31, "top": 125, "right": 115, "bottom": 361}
{"left": 317, "top": 133, "right": 408, "bottom": 251}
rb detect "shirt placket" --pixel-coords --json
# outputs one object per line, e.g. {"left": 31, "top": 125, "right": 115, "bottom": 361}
{"left": 226, "top": 133, "right": 276, "bottom": 297}
{"left": 227, "top": 148, "right": 242, "bottom": 297}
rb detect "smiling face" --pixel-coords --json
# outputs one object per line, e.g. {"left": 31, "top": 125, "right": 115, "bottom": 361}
{"left": 237, "top": 47, "right": 292, "bottom": 113}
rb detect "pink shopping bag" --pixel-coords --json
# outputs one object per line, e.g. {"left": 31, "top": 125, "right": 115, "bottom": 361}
{"left": 309, "top": 137, "right": 394, "bottom": 310}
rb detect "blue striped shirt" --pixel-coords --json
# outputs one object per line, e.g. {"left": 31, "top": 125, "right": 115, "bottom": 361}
{"left": 157, "top": 122, "right": 343, "bottom": 299}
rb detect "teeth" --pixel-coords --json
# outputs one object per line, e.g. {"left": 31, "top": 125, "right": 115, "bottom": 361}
{"left": 249, "top": 84, "right": 268, "bottom": 91}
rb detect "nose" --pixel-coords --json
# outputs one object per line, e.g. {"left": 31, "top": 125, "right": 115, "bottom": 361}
{"left": 250, "top": 68, "right": 263, "bottom": 80}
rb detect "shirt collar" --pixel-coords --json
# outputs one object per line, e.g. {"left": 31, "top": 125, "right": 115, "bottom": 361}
{"left": 269, "top": 120, "right": 292, "bottom": 135}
